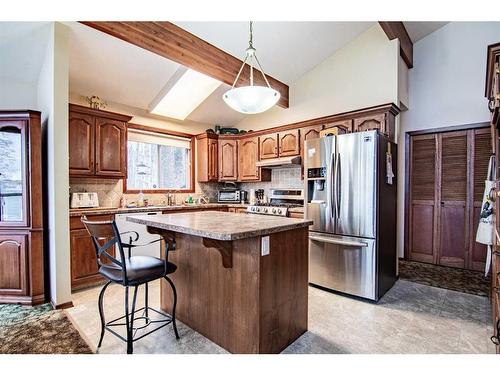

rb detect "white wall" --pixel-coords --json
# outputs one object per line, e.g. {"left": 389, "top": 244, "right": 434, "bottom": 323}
{"left": 397, "top": 22, "right": 500, "bottom": 257}
{"left": 37, "top": 22, "right": 72, "bottom": 307}
{"left": 0, "top": 80, "right": 37, "bottom": 109}
{"left": 237, "top": 24, "right": 399, "bottom": 130}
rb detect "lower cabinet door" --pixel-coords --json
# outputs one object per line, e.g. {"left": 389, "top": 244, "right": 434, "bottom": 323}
{"left": 0, "top": 233, "right": 28, "bottom": 296}
{"left": 70, "top": 229, "right": 115, "bottom": 290}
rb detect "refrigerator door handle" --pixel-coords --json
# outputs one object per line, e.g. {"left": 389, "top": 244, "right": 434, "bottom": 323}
{"left": 330, "top": 151, "right": 336, "bottom": 219}
{"left": 309, "top": 235, "right": 368, "bottom": 248}
{"left": 336, "top": 153, "right": 341, "bottom": 217}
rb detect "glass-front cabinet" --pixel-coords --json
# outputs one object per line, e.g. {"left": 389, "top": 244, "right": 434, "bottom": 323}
{"left": 0, "top": 121, "right": 26, "bottom": 225}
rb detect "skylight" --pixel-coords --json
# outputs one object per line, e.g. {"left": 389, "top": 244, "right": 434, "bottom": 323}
{"left": 150, "top": 68, "right": 221, "bottom": 121}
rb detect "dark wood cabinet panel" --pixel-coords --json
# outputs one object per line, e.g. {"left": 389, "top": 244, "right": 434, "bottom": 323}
{"left": 408, "top": 126, "right": 491, "bottom": 271}
{"left": 69, "top": 112, "right": 95, "bottom": 176}
{"left": 68, "top": 104, "right": 131, "bottom": 178}
{"left": 95, "top": 118, "right": 127, "bottom": 177}
{"left": 278, "top": 129, "right": 300, "bottom": 157}
{"left": 259, "top": 134, "right": 279, "bottom": 159}
{"left": 409, "top": 134, "right": 438, "bottom": 263}
{"left": 410, "top": 204, "right": 435, "bottom": 263}
{"left": 218, "top": 139, "right": 238, "bottom": 181}
{"left": 0, "top": 111, "right": 44, "bottom": 305}
{"left": 0, "top": 234, "right": 28, "bottom": 295}
{"left": 438, "top": 132, "right": 468, "bottom": 268}
{"left": 70, "top": 214, "right": 115, "bottom": 290}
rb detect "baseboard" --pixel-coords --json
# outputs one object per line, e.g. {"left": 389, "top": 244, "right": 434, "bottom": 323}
{"left": 50, "top": 300, "right": 74, "bottom": 309}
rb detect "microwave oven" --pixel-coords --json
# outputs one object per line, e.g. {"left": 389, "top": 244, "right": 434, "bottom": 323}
{"left": 218, "top": 190, "right": 241, "bottom": 203}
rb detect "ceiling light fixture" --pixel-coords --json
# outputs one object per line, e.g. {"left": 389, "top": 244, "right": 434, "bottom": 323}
{"left": 223, "top": 22, "right": 280, "bottom": 114}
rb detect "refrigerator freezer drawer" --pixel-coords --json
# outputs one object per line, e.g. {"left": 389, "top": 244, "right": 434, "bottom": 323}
{"left": 309, "top": 233, "right": 376, "bottom": 300}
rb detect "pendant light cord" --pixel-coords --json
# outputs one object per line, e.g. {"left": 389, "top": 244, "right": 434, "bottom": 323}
{"left": 229, "top": 21, "right": 273, "bottom": 90}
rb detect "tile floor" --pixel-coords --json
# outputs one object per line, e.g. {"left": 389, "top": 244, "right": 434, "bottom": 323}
{"left": 65, "top": 279, "right": 496, "bottom": 354}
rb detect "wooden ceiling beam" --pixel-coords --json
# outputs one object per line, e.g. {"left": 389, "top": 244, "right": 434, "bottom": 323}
{"left": 80, "top": 21, "right": 289, "bottom": 108}
{"left": 378, "top": 22, "right": 413, "bottom": 68}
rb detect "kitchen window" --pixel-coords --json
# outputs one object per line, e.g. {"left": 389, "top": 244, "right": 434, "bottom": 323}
{"left": 125, "top": 127, "right": 193, "bottom": 193}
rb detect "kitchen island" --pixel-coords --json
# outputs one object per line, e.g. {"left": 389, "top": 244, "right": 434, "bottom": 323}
{"left": 127, "top": 211, "right": 312, "bottom": 354}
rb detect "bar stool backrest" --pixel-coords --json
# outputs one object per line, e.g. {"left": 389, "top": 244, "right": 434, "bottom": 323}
{"left": 81, "top": 215, "right": 129, "bottom": 284}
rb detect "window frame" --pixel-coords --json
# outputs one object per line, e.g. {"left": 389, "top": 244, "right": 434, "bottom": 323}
{"left": 123, "top": 123, "right": 195, "bottom": 194}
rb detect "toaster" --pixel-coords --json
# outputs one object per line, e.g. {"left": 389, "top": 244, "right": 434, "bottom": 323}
{"left": 70, "top": 192, "right": 99, "bottom": 209}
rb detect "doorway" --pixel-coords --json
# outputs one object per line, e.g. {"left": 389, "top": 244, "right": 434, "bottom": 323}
{"left": 405, "top": 123, "right": 492, "bottom": 272}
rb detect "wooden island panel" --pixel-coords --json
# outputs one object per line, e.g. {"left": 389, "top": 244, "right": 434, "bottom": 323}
{"left": 158, "top": 227, "right": 309, "bottom": 354}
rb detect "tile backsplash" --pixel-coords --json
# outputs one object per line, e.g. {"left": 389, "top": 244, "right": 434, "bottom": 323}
{"left": 69, "top": 166, "right": 303, "bottom": 207}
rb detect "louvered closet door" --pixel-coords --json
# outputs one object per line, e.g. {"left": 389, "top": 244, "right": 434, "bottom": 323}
{"left": 409, "top": 134, "right": 438, "bottom": 263}
{"left": 470, "top": 128, "right": 492, "bottom": 271}
{"left": 438, "top": 131, "right": 469, "bottom": 268}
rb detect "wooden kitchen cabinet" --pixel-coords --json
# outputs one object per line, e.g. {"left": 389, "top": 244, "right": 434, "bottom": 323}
{"left": 69, "top": 104, "right": 131, "bottom": 178}
{"left": 238, "top": 137, "right": 271, "bottom": 182}
{"left": 278, "top": 129, "right": 300, "bottom": 157}
{"left": 69, "top": 111, "right": 95, "bottom": 176}
{"left": 324, "top": 119, "right": 352, "bottom": 134}
{"left": 259, "top": 129, "right": 300, "bottom": 159}
{"left": 70, "top": 214, "right": 115, "bottom": 291}
{"left": 218, "top": 138, "right": 238, "bottom": 181}
{"left": 95, "top": 117, "right": 127, "bottom": 177}
{"left": 196, "top": 133, "right": 218, "bottom": 182}
{"left": 259, "top": 133, "right": 279, "bottom": 159}
{"left": 353, "top": 113, "right": 395, "bottom": 141}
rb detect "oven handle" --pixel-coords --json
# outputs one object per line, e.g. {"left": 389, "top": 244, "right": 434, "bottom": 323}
{"left": 309, "top": 234, "right": 368, "bottom": 248}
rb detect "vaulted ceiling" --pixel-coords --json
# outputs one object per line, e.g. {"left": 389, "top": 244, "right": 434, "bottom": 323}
{"left": 67, "top": 21, "right": 449, "bottom": 127}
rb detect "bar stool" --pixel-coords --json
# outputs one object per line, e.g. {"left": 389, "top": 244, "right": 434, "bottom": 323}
{"left": 81, "top": 215, "right": 179, "bottom": 354}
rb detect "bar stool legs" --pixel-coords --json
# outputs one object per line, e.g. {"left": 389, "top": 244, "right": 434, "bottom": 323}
{"left": 97, "top": 281, "right": 112, "bottom": 349}
{"left": 164, "top": 276, "right": 180, "bottom": 340}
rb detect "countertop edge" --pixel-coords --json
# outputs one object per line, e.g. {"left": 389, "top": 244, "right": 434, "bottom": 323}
{"left": 127, "top": 215, "right": 313, "bottom": 241}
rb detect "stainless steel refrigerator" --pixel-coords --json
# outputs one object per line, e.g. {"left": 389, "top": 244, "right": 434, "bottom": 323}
{"left": 304, "top": 130, "right": 397, "bottom": 301}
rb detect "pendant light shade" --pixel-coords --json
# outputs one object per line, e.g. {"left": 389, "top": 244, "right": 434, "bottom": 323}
{"left": 223, "top": 22, "right": 280, "bottom": 114}
{"left": 223, "top": 86, "right": 280, "bottom": 114}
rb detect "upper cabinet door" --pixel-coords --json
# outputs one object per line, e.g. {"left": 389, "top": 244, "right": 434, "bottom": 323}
{"left": 259, "top": 134, "right": 279, "bottom": 159}
{"left": 69, "top": 111, "right": 95, "bottom": 176}
{"left": 324, "top": 119, "right": 352, "bottom": 134}
{"left": 353, "top": 114, "right": 388, "bottom": 137}
{"left": 0, "top": 121, "right": 27, "bottom": 225}
{"left": 218, "top": 139, "right": 238, "bottom": 181}
{"left": 238, "top": 137, "right": 260, "bottom": 181}
{"left": 208, "top": 138, "right": 219, "bottom": 181}
{"left": 278, "top": 129, "right": 300, "bottom": 157}
{"left": 95, "top": 117, "right": 127, "bottom": 177}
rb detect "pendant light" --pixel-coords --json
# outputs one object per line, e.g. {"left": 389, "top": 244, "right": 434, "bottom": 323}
{"left": 223, "top": 22, "right": 280, "bottom": 114}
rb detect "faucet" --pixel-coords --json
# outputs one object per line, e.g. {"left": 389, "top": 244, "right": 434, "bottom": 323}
{"left": 165, "top": 193, "right": 175, "bottom": 206}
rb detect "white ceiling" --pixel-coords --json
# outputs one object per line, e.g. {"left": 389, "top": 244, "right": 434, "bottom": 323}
{"left": 0, "top": 22, "right": 50, "bottom": 84}
{"left": 68, "top": 21, "right": 449, "bottom": 127}
{"left": 174, "top": 22, "right": 374, "bottom": 84}
{"left": 403, "top": 21, "right": 449, "bottom": 43}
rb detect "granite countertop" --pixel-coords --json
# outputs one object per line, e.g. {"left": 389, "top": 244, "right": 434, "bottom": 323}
{"left": 127, "top": 211, "right": 313, "bottom": 241}
{"left": 69, "top": 203, "right": 249, "bottom": 217}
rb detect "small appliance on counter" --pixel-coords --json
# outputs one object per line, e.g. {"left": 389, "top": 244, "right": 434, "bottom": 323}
{"left": 239, "top": 190, "right": 248, "bottom": 204}
{"left": 70, "top": 192, "right": 99, "bottom": 209}
{"left": 217, "top": 182, "right": 241, "bottom": 203}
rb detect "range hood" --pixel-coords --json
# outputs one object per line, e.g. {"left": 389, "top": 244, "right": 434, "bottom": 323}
{"left": 256, "top": 155, "right": 302, "bottom": 168}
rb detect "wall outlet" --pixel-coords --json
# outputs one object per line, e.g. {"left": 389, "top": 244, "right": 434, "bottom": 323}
{"left": 261, "top": 236, "right": 270, "bottom": 256}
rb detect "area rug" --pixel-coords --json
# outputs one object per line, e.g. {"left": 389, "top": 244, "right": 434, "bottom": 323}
{"left": 399, "top": 260, "right": 490, "bottom": 297}
{"left": 0, "top": 303, "right": 93, "bottom": 354}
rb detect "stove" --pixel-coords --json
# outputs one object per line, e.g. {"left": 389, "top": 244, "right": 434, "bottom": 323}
{"left": 246, "top": 188, "right": 304, "bottom": 216}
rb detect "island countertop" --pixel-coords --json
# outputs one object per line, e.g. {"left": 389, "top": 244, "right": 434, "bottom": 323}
{"left": 127, "top": 210, "right": 312, "bottom": 241}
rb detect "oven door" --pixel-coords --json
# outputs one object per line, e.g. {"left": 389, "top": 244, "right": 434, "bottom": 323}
{"left": 309, "top": 232, "right": 376, "bottom": 300}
